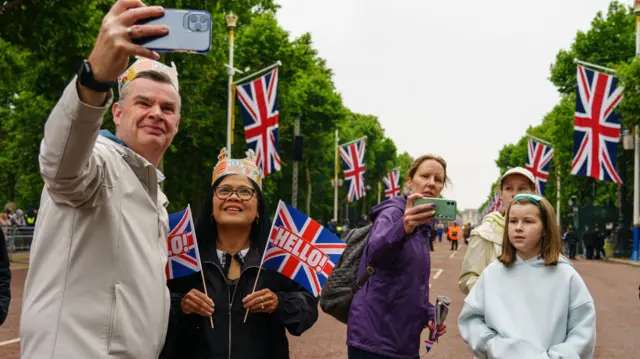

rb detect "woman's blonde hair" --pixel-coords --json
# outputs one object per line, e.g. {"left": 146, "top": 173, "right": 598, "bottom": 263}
{"left": 406, "top": 154, "right": 450, "bottom": 185}
{"left": 498, "top": 195, "right": 563, "bottom": 266}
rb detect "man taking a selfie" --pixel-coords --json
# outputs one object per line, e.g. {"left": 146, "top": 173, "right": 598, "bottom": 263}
{"left": 20, "top": 1, "right": 181, "bottom": 358}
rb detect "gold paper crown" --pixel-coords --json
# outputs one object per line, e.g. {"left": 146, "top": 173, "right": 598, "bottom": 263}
{"left": 118, "top": 57, "right": 179, "bottom": 94}
{"left": 212, "top": 148, "right": 262, "bottom": 187}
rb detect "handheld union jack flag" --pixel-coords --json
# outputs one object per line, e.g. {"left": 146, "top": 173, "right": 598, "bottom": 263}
{"left": 570, "top": 65, "right": 623, "bottom": 183}
{"left": 526, "top": 138, "right": 554, "bottom": 194}
{"left": 236, "top": 67, "right": 281, "bottom": 178}
{"left": 383, "top": 168, "right": 402, "bottom": 199}
{"left": 261, "top": 201, "right": 346, "bottom": 297}
{"left": 424, "top": 328, "right": 438, "bottom": 353}
{"left": 166, "top": 205, "right": 203, "bottom": 280}
{"left": 340, "top": 138, "right": 366, "bottom": 202}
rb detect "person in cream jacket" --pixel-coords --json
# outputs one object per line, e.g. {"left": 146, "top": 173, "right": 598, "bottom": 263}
{"left": 458, "top": 167, "right": 538, "bottom": 294}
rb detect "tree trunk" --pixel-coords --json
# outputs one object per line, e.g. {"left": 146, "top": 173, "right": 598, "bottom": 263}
{"left": 305, "top": 159, "right": 312, "bottom": 216}
{"left": 7, "top": 172, "right": 16, "bottom": 202}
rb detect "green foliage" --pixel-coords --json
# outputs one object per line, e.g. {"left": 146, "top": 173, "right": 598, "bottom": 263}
{"left": 483, "top": 1, "right": 635, "bottom": 223}
{"left": 0, "top": 0, "right": 409, "bottom": 222}
{"left": 550, "top": 1, "right": 634, "bottom": 94}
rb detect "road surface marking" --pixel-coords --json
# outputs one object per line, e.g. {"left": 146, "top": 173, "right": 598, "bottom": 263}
{"left": 0, "top": 338, "right": 20, "bottom": 347}
{"left": 433, "top": 269, "right": 443, "bottom": 279}
{"left": 449, "top": 251, "right": 457, "bottom": 259}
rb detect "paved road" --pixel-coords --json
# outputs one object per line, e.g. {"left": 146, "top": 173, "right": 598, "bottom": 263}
{"left": 2, "top": 240, "right": 639, "bottom": 358}
{"left": 289, "top": 240, "right": 640, "bottom": 358}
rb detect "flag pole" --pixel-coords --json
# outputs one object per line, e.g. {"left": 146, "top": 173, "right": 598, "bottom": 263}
{"left": 526, "top": 133, "right": 554, "bottom": 147}
{"left": 225, "top": 12, "right": 238, "bottom": 155}
{"left": 243, "top": 203, "right": 278, "bottom": 323}
{"left": 187, "top": 204, "right": 213, "bottom": 328}
{"left": 573, "top": 58, "right": 616, "bottom": 74}
{"left": 338, "top": 136, "right": 368, "bottom": 148}
{"left": 235, "top": 61, "right": 282, "bottom": 86}
{"left": 334, "top": 130, "right": 339, "bottom": 222}
{"left": 377, "top": 181, "right": 381, "bottom": 204}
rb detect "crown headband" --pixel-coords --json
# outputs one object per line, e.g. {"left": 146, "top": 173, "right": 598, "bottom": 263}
{"left": 212, "top": 148, "right": 262, "bottom": 187}
{"left": 118, "top": 57, "right": 179, "bottom": 94}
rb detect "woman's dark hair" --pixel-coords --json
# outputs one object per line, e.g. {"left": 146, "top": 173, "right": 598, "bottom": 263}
{"left": 195, "top": 175, "right": 272, "bottom": 253}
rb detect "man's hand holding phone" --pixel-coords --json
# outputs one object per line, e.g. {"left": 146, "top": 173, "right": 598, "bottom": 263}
{"left": 78, "top": 0, "right": 168, "bottom": 106}
{"left": 403, "top": 194, "right": 436, "bottom": 235}
{"left": 89, "top": 1, "right": 168, "bottom": 83}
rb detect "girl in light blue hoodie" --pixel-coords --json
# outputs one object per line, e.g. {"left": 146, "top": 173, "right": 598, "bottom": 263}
{"left": 458, "top": 194, "right": 596, "bottom": 359}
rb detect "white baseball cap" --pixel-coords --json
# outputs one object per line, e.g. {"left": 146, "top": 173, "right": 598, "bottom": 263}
{"left": 499, "top": 167, "right": 538, "bottom": 193}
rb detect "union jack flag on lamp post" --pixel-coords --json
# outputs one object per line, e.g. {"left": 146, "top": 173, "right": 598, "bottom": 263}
{"left": 526, "top": 138, "right": 555, "bottom": 195}
{"left": 236, "top": 67, "right": 281, "bottom": 178}
{"left": 570, "top": 65, "right": 623, "bottom": 183}
{"left": 339, "top": 137, "right": 367, "bottom": 202}
{"left": 383, "top": 168, "right": 402, "bottom": 199}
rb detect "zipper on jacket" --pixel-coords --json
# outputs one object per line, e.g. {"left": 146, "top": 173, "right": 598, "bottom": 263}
{"left": 205, "top": 261, "right": 258, "bottom": 359}
{"left": 228, "top": 265, "right": 258, "bottom": 359}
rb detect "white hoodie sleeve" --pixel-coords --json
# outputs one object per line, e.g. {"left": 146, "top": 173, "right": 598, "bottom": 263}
{"left": 458, "top": 272, "right": 497, "bottom": 359}
{"left": 545, "top": 273, "right": 596, "bottom": 359}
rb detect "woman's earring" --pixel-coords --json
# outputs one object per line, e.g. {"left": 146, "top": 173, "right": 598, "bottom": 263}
{"left": 255, "top": 217, "right": 259, "bottom": 224}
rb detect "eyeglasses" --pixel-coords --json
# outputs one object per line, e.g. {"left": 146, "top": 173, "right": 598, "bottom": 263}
{"left": 214, "top": 186, "right": 257, "bottom": 201}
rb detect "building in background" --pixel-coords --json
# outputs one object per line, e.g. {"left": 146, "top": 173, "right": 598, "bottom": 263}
{"left": 460, "top": 208, "right": 480, "bottom": 226}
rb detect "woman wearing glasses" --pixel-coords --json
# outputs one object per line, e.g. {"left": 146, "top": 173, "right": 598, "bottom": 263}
{"left": 161, "top": 149, "right": 318, "bottom": 359}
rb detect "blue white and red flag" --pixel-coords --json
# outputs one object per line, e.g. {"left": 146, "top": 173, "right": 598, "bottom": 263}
{"left": 261, "top": 201, "right": 346, "bottom": 296}
{"left": 166, "top": 205, "right": 203, "bottom": 280}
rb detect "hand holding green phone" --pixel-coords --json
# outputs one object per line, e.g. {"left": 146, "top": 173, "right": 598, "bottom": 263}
{"left": 414, "top": 197, "right": 457, "bottom": 221}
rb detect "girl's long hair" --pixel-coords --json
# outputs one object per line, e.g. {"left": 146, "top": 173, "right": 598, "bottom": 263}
{"left": 498, "top": 196, "right": 563, "bottom": 266}
{"left": 195, "top": 175, "right": 272, "bottom": 254}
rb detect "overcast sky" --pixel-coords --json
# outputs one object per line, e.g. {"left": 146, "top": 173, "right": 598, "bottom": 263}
{"left": 275, "top": 0, "right": 631, "bottom": 209}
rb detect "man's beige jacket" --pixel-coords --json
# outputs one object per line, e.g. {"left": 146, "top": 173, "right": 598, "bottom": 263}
{"left": 20, "top": 78, "right": 170, "bottom": 359}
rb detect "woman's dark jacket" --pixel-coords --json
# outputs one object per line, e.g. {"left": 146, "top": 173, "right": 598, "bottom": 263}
{"left": 160, "top": 240, "right": 318, "bottom": 359}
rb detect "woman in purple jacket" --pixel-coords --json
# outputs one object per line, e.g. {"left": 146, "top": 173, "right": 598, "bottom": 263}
{"left": 347, "top": 154, "right": 449, "bottom": 359}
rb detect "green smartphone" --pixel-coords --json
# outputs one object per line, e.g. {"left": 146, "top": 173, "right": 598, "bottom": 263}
{"left": 414, "top": 197, "right": 457, "bottom": 221}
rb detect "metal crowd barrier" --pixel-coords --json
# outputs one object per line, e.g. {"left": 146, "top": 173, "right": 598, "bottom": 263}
{"left": 5, "top": 226, "right": 34, "bottom": 263}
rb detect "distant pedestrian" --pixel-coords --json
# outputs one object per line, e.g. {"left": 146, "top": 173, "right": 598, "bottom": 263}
{"left": 564, "top": 225, "right": 578, "bottom": 259}
{"left": 448, "top": 223, "right": 461, "bottom": 250}
{"left": 582, "top": 225, "right": 597, "bottom": 260}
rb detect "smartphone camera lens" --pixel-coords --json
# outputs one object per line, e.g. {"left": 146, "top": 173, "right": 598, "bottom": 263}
{"left": 195, "top": 23, "right": 202, "bottom": 31}
{"left": 199, "top": 15, "right": 207, "bottom": 23}
{"left": 190, "top": 14, "right": 198, "bottom": 22}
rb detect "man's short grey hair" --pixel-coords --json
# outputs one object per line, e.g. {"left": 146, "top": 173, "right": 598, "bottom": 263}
{"left": 118, "top": 71, "right": 180, "bottom": 107}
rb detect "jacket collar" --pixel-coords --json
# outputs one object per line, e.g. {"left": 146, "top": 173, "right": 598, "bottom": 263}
{"left": 203, "top": 242, "right": 263, "bottom": 272}
{"left": 99, "top": 130, "right": 166, "bottom": 184}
